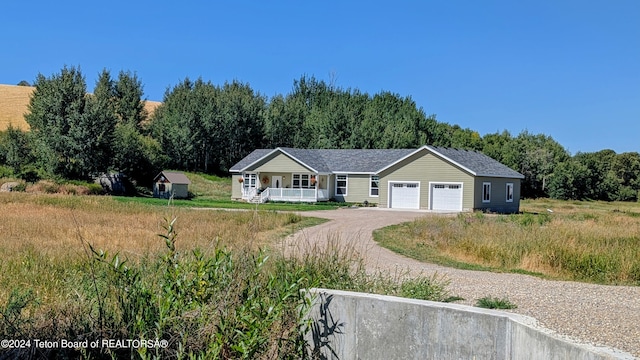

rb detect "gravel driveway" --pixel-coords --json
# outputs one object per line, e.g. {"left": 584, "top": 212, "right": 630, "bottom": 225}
{"left": 283, "top": 208, "right": 640, "bottom": 358}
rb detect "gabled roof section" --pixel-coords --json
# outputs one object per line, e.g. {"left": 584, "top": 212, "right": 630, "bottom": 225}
{"left": 230, "top": 146, "right": 524, "bottom": 179}
{"left": 279, "top": 148, "right": 329, "bottom": 173}
{"left": 229, "top": 148, "right": 322, "bottom": 173}
{"left": 155, "top": 171, "right": 191, "bottom": 184}
{"left": 229, "top": 149, "right": 275, "bottom": 172}
{"left": 427, "top": 146, "right": 525, "bottom": 179}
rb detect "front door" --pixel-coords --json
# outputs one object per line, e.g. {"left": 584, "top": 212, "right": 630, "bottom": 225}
{"left": 271, "top": 176, "right": 282, "bottom": 188}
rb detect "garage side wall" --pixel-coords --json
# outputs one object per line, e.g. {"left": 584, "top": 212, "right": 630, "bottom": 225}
{"left": 474, "top": 177, "right": 521, "bottom": 213}
{"left": 379, "top": 151, "right": 474, "bottom": 210}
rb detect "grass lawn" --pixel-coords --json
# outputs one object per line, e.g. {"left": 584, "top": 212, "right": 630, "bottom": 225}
{"left": 113, "top": 195, "right": 348, "bottom": 211}
{"left": 114, "top": 172, "right": 351, "bottom": 211}
{"left": 374, "top": 198, "right": 640, "bottom": 285}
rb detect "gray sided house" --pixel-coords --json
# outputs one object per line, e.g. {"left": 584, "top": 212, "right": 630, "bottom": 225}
{"left": 153, "top": 171, "right": 191, "bottom": 199}
{"left": 229, "top": 146, "right": 524, "bottom": 213}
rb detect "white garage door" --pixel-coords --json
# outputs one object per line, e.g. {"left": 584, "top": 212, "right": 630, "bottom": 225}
{"left": 389, "top": 182, "right": 420, "bottom": 209}
{"left": 431, "top": 183, "right": 463, "bottom": 211}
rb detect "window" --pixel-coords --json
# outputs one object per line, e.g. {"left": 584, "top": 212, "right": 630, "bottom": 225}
{"left": 243, "top": 173, "right": 257, "bottom": 188}
{"left": 336, "top": 175, "right": 348, "bottom": 195}
{"left": 506, "top": 183, "right": 514, "bottom": 203}
{"left": 370, "top": 175, "right": 379, "bottom": 196}
{"left": 292, "top": 174, "right": 313, "bottom": 188}
{"left": 483, "top": 182, "right": 491, "bottom": 203}
{"left": 158, "top": 183, "right": 166, "bottom": 193}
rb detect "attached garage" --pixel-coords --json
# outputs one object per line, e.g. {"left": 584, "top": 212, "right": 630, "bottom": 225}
{"left": 388, "top": 182, "right": 420, "bottom": 209}
{"left": 430, "top": 183, "right": 463, "bottom": 211}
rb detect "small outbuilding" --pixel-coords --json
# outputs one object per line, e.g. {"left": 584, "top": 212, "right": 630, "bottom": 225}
{"left": 153, "top": 171, "right": 191, "bottom": 199}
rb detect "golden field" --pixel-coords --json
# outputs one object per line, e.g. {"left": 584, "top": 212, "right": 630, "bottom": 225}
{"left": 0, "top": 192, "right": 313, "bottom": 306}
{"left": 0, "top": 84, "right": 161, "bottom": 131}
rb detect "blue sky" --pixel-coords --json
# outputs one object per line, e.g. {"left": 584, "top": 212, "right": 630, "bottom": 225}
{"left": 1, "top": 1, "right": 638, "bottom": 154}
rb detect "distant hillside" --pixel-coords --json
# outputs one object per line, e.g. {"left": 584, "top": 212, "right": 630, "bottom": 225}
{"left": 0, "top": 84, "right": 161, "bottom": 131}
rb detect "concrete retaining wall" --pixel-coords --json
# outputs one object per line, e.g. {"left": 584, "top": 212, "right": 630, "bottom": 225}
{"left": 304, "top": 288, "right": 633, "bottom": 360}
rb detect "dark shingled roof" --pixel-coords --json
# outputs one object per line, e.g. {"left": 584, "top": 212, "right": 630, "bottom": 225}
{"left": 230, "top": 146, "right": 524, "bottom": 179}
{"left": 229, "top": 149, "right": 272, "bottom": 172}
{"left": 155, "top": 171, "right": 192, "bottom": 184}
{"left": 230, "top": 148, "right": 414, "bottom": 173}
{"left": 428, "top": 147, "right": 524, "bottom": 179}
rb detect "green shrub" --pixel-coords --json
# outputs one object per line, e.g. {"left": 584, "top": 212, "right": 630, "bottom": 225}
{"left": 475, "top": 296, "right": 517, "bottom": 309}
{"left": 85, "top": 183, "right": 105, "bottom": 195}
{"left": 399, "top": 275, "right": 450, "bottom": 302}
{"left": 0, "top": 165, "right": 14, "bottom": 178}
{"left": 18, "top": 165, "right": 43, "bottom": 183}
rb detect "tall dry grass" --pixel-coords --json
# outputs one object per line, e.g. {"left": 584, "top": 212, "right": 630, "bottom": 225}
{"left": 0, "top": 192, "right": 452, "bottom": 358}
{"left": 375, "top": 199, "right": 640, "bottom": 284}
{"left": 0, "top": 192, "right": 306, "bottom": 306}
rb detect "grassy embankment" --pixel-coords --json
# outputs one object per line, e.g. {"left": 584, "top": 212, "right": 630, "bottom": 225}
{"left": 374, "top": 199, "right": 640, "bottom": 285}
{"left": 0, "top": 175, "right": 450, "bottom": 359}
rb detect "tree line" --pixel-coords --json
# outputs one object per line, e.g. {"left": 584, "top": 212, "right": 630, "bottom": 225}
{"left": 0, "top": 65, "right": 638, "bottom": 201}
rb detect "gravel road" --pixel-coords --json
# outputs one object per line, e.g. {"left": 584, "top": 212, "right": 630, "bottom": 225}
{"left": 283, "top": 207, "right": 640, "bottom": 358}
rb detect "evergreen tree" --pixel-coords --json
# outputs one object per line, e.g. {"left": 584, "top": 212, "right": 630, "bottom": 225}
{"left": 115, "top": 70, "right": 148, "bottom": 129}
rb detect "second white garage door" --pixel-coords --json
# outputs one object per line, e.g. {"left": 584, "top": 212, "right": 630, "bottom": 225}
{"left": 389, "top": 182, "right": 420, "bottom": 209}
{"left": 430, "top": 183, "right": 463, "bottom": 211}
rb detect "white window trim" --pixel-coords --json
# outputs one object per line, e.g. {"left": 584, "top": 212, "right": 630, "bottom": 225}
{"left": 336, "top": 174, "right": 348, "bottom": 196}
{"left": 506, "top": 182, "right": 514, "bottom": 203}
{"left": 370, "top": 175, "right": 380, "bottom": 197}
{"left": 482, "top": 182, "right": 491, "bottom": 203}
{"left": 291, "top": 173, "right": 314, "bottom": 189}
{"left": 243, "top": 173, "right": 258, "bottom": 188}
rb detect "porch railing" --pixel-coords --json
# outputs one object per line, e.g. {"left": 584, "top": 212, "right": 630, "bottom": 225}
{"left": 242, "top": 187, "right": 257, "bottom": 200}
{"left": 243, "top": 187, "right": 330, "bottom": 203}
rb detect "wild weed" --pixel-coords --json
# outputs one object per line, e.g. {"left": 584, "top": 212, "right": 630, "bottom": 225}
{"left": 475, "top": 297, "right": 517, "bottom": 310}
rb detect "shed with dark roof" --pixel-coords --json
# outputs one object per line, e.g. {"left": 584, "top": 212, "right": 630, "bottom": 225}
{"left": 229, "top": 146, "right": 524, "bottom": 213}
{"left": 153, "top": 171, "right": 192, "bottom": 199}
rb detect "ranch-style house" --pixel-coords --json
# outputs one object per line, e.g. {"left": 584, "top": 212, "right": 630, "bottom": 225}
{"left": 229, "top": 146, "right": 524, "bottom": 213}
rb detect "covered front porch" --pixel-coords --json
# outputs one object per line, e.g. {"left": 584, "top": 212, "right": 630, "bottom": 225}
{"left": 240, "top": 172, "right": 331, "bottom": 203}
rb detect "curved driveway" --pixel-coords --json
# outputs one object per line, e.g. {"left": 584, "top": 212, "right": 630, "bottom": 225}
{"left": 283, "top": 208, "right": 640, "bottom": 358}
